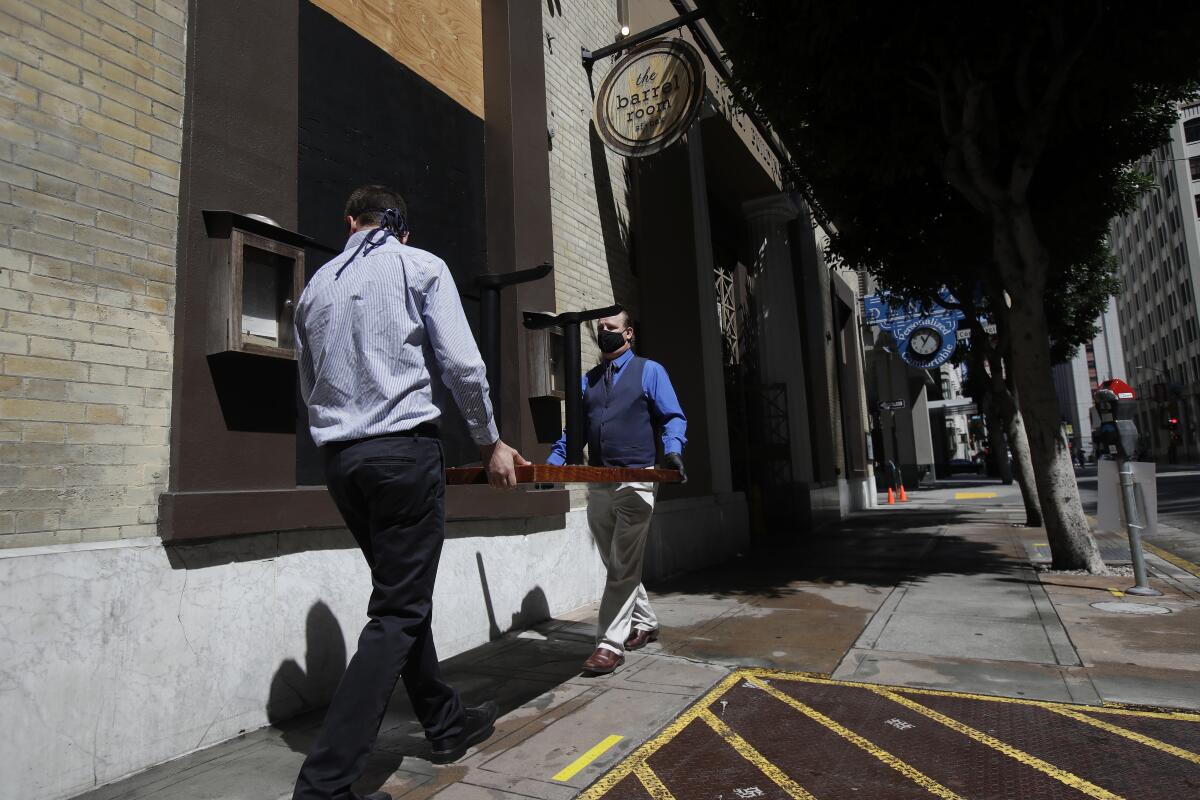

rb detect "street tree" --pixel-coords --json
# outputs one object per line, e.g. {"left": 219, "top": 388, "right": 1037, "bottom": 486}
{"left": 712, "top": 0, "right": 1199, "bottom": 570}
{"left": 808, "top": 151, "right": 1116, "bottom": 530}
{"left": 820, "top": 176, "right": 1049, "bottom": 526}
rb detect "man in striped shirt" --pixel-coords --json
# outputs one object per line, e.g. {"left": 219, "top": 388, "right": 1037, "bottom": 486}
{"left": 292, "top": 185, "right": 526, "bottom": 800}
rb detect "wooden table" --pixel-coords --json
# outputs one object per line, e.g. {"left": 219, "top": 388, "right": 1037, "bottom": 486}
{"left": 445, "top": 465, "right": 684, "bottom": 485}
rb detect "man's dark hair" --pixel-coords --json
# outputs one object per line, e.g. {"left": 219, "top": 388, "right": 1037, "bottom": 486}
{"left": 344, "top": 184, "right": 407, "bottom": 229}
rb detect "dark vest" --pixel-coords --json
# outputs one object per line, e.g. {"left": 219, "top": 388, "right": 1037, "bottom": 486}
{"left": 584, "top": 356, "right": 657, "bottom": 468}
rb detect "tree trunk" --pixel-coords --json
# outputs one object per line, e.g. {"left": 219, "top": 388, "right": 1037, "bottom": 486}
{"left": 939, "top": 81, "right": 1103, "bottom": 570}
{"left": 966, "top": 341, "right": 1015, "bottom": 487}
{"left": 981, "top": 394, "right": 1013, "bottom": 484}
{"left": 994, "top": 374, "right": 1043, "bottom": 527}
{"left": 1004, "top": 291, "right": 1103, "bottom": 571}
{"left": 967, "top": 301, "right": 1041, "bottom": 526}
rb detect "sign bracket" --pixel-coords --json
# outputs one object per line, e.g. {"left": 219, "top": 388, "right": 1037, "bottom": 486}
{"left": 581, "top": 9, "right": 705, "bottom": 79}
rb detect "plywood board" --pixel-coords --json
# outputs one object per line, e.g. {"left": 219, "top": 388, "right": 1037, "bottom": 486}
{"left": 310, "top": 0, "right": 484, "bottom": 118}
{"left": 446, "top": 465, "right": 685, "bottom": 485}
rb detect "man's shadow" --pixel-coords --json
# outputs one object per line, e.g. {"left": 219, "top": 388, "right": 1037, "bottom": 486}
{"left": 266, "top": 556, "right": 591, "bottom": 777}
{"left": 267, "top": 601, "right": 348, "bottom": 753}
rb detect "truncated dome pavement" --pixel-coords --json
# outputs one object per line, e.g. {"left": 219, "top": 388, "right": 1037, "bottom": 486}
{"left": 577, "top": 669, "right": 1200, "bottom": 799}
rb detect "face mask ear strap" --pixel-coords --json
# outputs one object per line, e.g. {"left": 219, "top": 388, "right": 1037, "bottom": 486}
{"left": 335, "top": 206, "right": 408, "bottom": 279}
{"left": 378, "top": 207, "right": 409, "bottom": 237}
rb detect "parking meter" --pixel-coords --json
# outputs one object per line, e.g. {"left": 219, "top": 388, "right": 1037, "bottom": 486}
{"left": 1092, "top": 378, "right": 1161, "bottom": 596}
{"left": 1093, "top": 379, "right": 1138, "bottom": 460}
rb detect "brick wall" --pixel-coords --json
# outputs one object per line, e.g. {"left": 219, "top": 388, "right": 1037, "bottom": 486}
{"left": 0, "top": 0, "right": 185, "bottom": 547}
{"left": 543, "top": 1, "right": 638, "bottom": 367}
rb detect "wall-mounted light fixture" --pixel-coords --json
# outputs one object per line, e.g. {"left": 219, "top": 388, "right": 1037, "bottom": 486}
{"left": 617, "top": 0, "right": 630, "bottom": 37}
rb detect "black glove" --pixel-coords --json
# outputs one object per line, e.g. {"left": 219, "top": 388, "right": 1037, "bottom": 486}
{"left": 664, "top": 452, "right": 687, "bottom": 484}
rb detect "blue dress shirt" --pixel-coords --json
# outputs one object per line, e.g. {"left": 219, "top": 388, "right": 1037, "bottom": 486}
{"left": 547, "top": 348, "right": 687, "bottom": 465}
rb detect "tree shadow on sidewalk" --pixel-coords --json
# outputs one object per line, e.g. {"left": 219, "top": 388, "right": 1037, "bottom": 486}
{"left": 649, "top": 508, "right": 1021, "bottom": 600}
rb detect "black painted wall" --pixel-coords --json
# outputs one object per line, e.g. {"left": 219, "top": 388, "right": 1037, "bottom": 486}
{"left": 295, "top": 3, "right": 489, "bottom": 481}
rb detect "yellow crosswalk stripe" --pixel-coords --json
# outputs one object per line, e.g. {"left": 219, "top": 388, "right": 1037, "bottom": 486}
{"left": 553, "top": 734, "right": 625, "bottom": 781}
{"left": 1046, "top": 707, "right": 1200, "bottom": 765}
{"left": 700, "top": 709, "right": 818, "bottom": 800}
{"left": 873, "top": 688, "right": 1123, "bottom": 800}
{"left": 747, "top": 677, "right": 963, "bottom": 800}
{"left": 634, "top": 763, "right": 677, "bottom": 800}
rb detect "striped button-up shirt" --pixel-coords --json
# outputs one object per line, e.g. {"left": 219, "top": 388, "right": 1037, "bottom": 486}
{"left": 295, "top": 229, "right": 498, "bottom": 448}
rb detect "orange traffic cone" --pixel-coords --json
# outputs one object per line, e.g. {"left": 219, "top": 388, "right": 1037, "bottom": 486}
{"left": 887, "top": 487, "right": 895, "bottom": 505}
{"left": 899, "top": 484, "right": 909, "bottom": 502}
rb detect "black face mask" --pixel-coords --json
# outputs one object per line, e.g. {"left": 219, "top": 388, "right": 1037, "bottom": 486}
{"left": 598, "top": 329, "right": 627, "bottom": 354}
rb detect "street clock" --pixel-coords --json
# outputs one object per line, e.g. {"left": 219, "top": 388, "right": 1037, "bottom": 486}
{"left": 896, "top": 316, "right": 958, "bottom": 368}
{"left": 908, "top": 326, "right": 943, "bottom": 358}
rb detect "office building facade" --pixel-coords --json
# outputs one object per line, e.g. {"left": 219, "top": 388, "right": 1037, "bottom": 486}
{"left": 1109, "top": 99, "right": 1200, "bottom": 461}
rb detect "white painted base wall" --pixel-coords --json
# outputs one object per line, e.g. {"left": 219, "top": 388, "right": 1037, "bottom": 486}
{"left": 4, "top": 491, "right": 753, "bottom": 800}
{"left": 809, "top": 483, "right": 844, "bottom": 526}
{"left": 847, "top": 476, "right": 876, "bottom": 511}
{"left": 1, "top": 511, "right": 602, "bottom": 800}
{"left": 643, "top": 492, "right": 750, "bottom": 581}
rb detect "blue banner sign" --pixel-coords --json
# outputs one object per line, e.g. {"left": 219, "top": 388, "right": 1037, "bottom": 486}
{"left": 863, "top": 290, "right": 964, "bottom": 369}
{"left": 862, "top": 290, "right": 965, "bottom": 331}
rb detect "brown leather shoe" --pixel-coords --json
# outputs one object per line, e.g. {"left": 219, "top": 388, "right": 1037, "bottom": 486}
{"left": 582, "top": 647, "right": 624, "bottom": 675}
{"left": 624, "top": 627, "right": 660, "bottom": 650}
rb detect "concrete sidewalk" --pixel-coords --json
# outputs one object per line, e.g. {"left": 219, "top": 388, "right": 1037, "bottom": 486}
{"left": 74, "top": 482, "right": 1200, "bottom": 800}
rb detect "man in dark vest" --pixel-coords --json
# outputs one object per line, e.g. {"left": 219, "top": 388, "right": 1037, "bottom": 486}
{"left": 547, "top": 310, "right": 687, "bottom": 674}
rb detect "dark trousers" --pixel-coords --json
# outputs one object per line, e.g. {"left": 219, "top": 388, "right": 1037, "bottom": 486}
{"left": 293, "top": 433, "right": 464, "bottom": 800}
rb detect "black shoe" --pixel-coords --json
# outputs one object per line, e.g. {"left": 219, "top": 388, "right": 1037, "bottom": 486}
{"left": 430, "top": 701, "right": 499, "bottom": 764}
{"left": 355, "top": 793, "right": 391, "bottom": 800}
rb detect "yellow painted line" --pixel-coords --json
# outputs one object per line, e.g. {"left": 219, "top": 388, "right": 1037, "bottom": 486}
{"left": 1107, "top": 587, "right": 1125, "bottom": 597}
{"left": 1063, "top": 705, "right": 1200, "bottom": 721}
{"left": 576, "top": 672, "right": 745, "bottom": 799}
{"left": 873, "top": 689, "right": 1123, "bottom": 800}
{"left": 954, "top": 491, "right": 998, "bottom": 499}
{"left": 747, "top": 677, "right": 963, "bottom": 800}
{"left": 700, "top": 709, "right": 819, "bottom": 800}
{"left": 553, "top": 734, "right": 625, "bottom": 782}
{"left": 751, "top": 668, "right": 1200, "bottom": 722}
{"left": 1144, "top": 542, "right": 1200, "bottom": 579}
{"left": 1046, "top": 707, "right": 1200, "bottom": 765}
{"left": 633, "top": 763, "right": 677, "bottom": 800}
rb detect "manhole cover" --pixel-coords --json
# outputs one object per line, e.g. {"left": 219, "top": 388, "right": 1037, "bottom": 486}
{"left": 1090, "top": 601, "right": 1171, "bottom": 615}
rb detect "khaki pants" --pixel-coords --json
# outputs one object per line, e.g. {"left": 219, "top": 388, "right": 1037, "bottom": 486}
{"left": 587, "top": 481, "right": 658, "bottom": 653}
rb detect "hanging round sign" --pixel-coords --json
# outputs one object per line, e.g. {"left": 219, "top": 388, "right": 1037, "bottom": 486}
{"left": 897, "top": 315, "right": 958, "bottom": 369}
{"left": 593, "top": 38, "right": 706, "bottom": 158}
